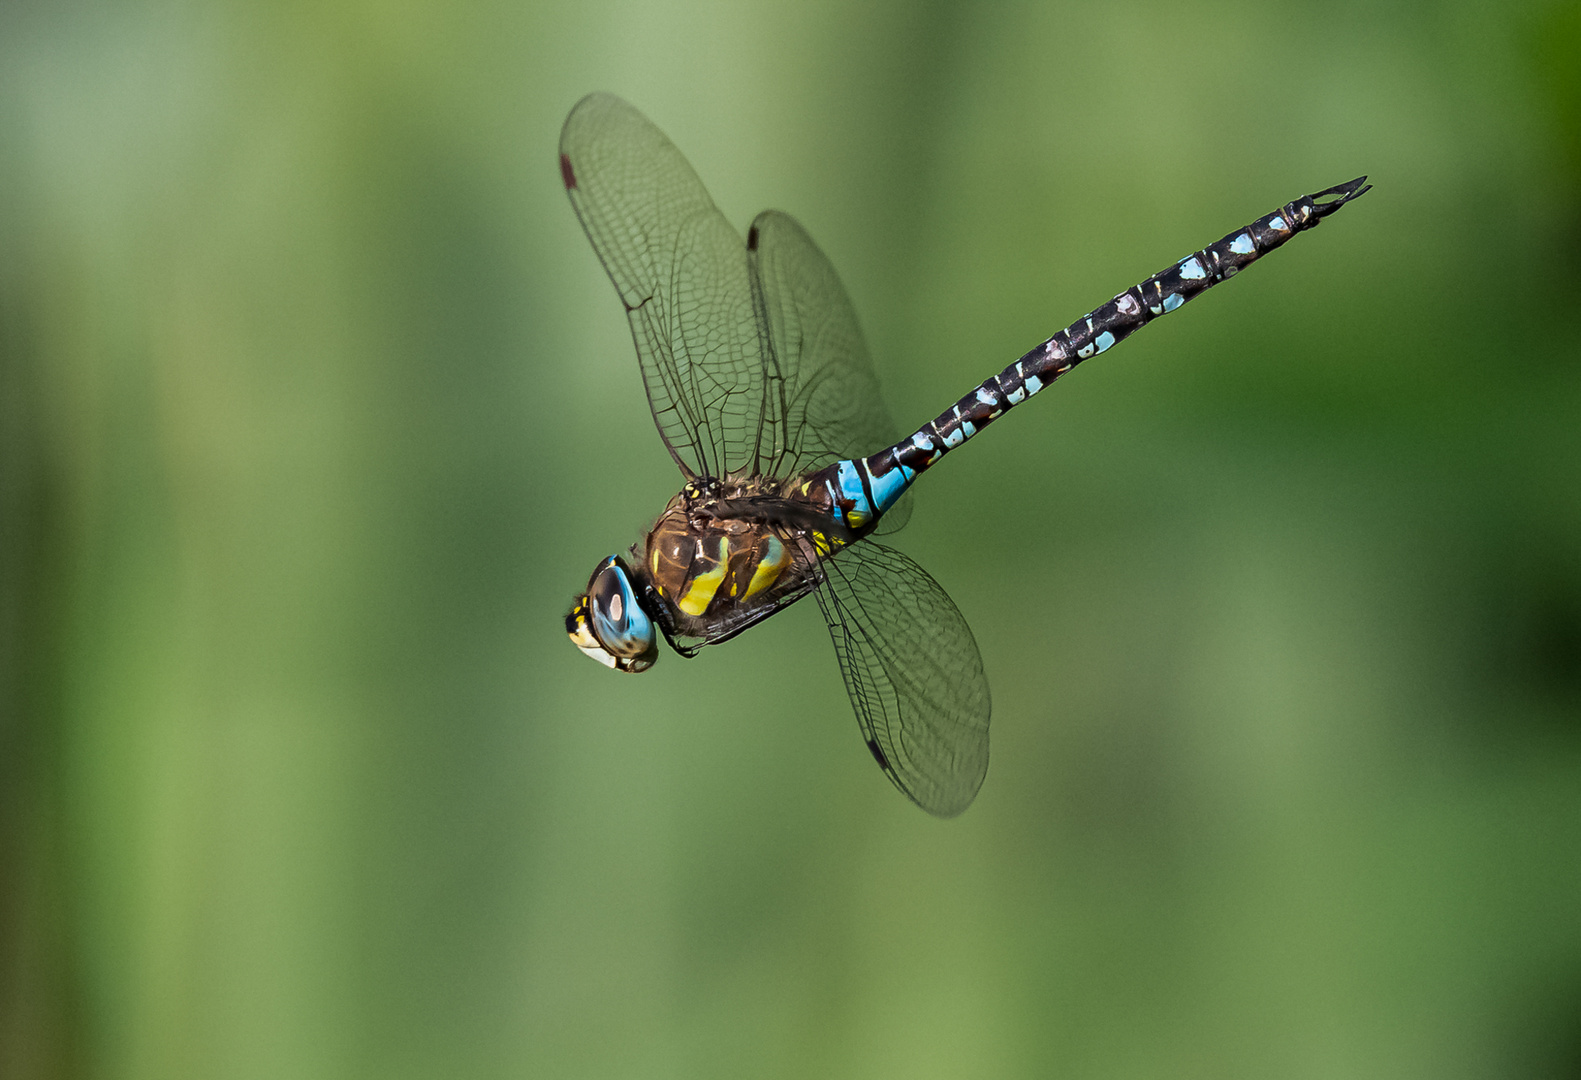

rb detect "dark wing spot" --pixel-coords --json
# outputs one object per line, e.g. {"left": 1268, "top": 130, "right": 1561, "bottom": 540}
{"left": 865, "top": 739, "right": 890, "bottom": 771}
{"left": 747, "top": 224, "right": 759, "bottom": 251}
{"left": 559, "top": 153, "right": 577, "bottom": 189}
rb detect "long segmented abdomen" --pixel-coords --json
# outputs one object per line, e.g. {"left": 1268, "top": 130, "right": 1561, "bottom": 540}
{"left": 814, "top": 177, "right": 1371, "bottom": 527}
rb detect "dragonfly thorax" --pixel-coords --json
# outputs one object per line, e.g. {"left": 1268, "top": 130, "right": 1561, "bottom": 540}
{"left": 643, "top": 480, "right": 805, "bottom": 624}
{"left": 565, "top": 474, "right": 832, "bottom": 672}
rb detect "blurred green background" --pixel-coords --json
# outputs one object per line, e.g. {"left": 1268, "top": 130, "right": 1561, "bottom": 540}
{"left": 3, "top": 1, "right": 1580, "bottom": 1077}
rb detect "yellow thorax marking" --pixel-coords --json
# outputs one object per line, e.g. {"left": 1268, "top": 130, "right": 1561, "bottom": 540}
{"left": 677, "top": 536, "right": 728, "bottom": 616}
{"left": 743, "top": 536, "right": 789, "bottom": 598}
{"left": 810, "top": 529, "right": 850, "bottom": 558}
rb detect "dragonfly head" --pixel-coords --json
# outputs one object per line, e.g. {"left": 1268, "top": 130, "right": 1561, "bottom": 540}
{"left": 566, "top": 555, "right": 658, "bottom": 672}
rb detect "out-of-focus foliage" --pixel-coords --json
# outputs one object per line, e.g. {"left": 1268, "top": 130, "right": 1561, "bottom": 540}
{"left": 3, "top": 2, "right": 1579, "bottom": 1078}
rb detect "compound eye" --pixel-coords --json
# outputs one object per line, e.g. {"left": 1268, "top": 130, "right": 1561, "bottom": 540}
{"left": 588, "top": 564, "right": 628, "bottom": 627}
{"left": 587, "top": 558, "right": 657, "bottom": 669}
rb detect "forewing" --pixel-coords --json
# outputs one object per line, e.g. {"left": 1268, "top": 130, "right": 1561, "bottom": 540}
{"left": 560, "top": 93, "right": 765, "bottom": 479}
{"left": 748, "top": 210, "right": 912, "bottom": 532}
{"left": 814, "top": 540, "right": 990, "bottom": 816}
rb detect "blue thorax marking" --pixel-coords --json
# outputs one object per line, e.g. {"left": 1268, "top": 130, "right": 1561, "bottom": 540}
{"left": 832, "top": 459, "right": 876, "bottom": 526}
{"left": 835, "top": 456, "right": 914, "bottom": 520}
{"left": 865, "top": 459, "right": 912, "bottom": 513}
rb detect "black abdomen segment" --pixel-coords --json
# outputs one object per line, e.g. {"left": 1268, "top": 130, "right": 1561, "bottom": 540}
{"left": 861, "top": 177, "right": 1371, "bottom": 501}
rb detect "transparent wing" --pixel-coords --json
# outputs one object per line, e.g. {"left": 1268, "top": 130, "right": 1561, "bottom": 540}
{"left": 748, "top": 209, "right": 913, "bottom": 532}
{"left": 815, "top": 540, "right": 990, "bottom": 816}
{"left": 559, "top": 92, "right": 764, "bottom": 479}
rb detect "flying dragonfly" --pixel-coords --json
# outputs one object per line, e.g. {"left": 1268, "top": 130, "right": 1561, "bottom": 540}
{"left": 560, "top": 92, "right": 1369, "bottom": 816}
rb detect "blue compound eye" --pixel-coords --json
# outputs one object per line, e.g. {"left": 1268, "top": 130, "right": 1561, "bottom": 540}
{"left": 585, "top": 557, "right": 657, "bottom": 671}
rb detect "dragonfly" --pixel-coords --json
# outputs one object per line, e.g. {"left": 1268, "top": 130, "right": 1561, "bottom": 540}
{"left": 560, "top": 92, "right": 1369, "bottom": 817}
